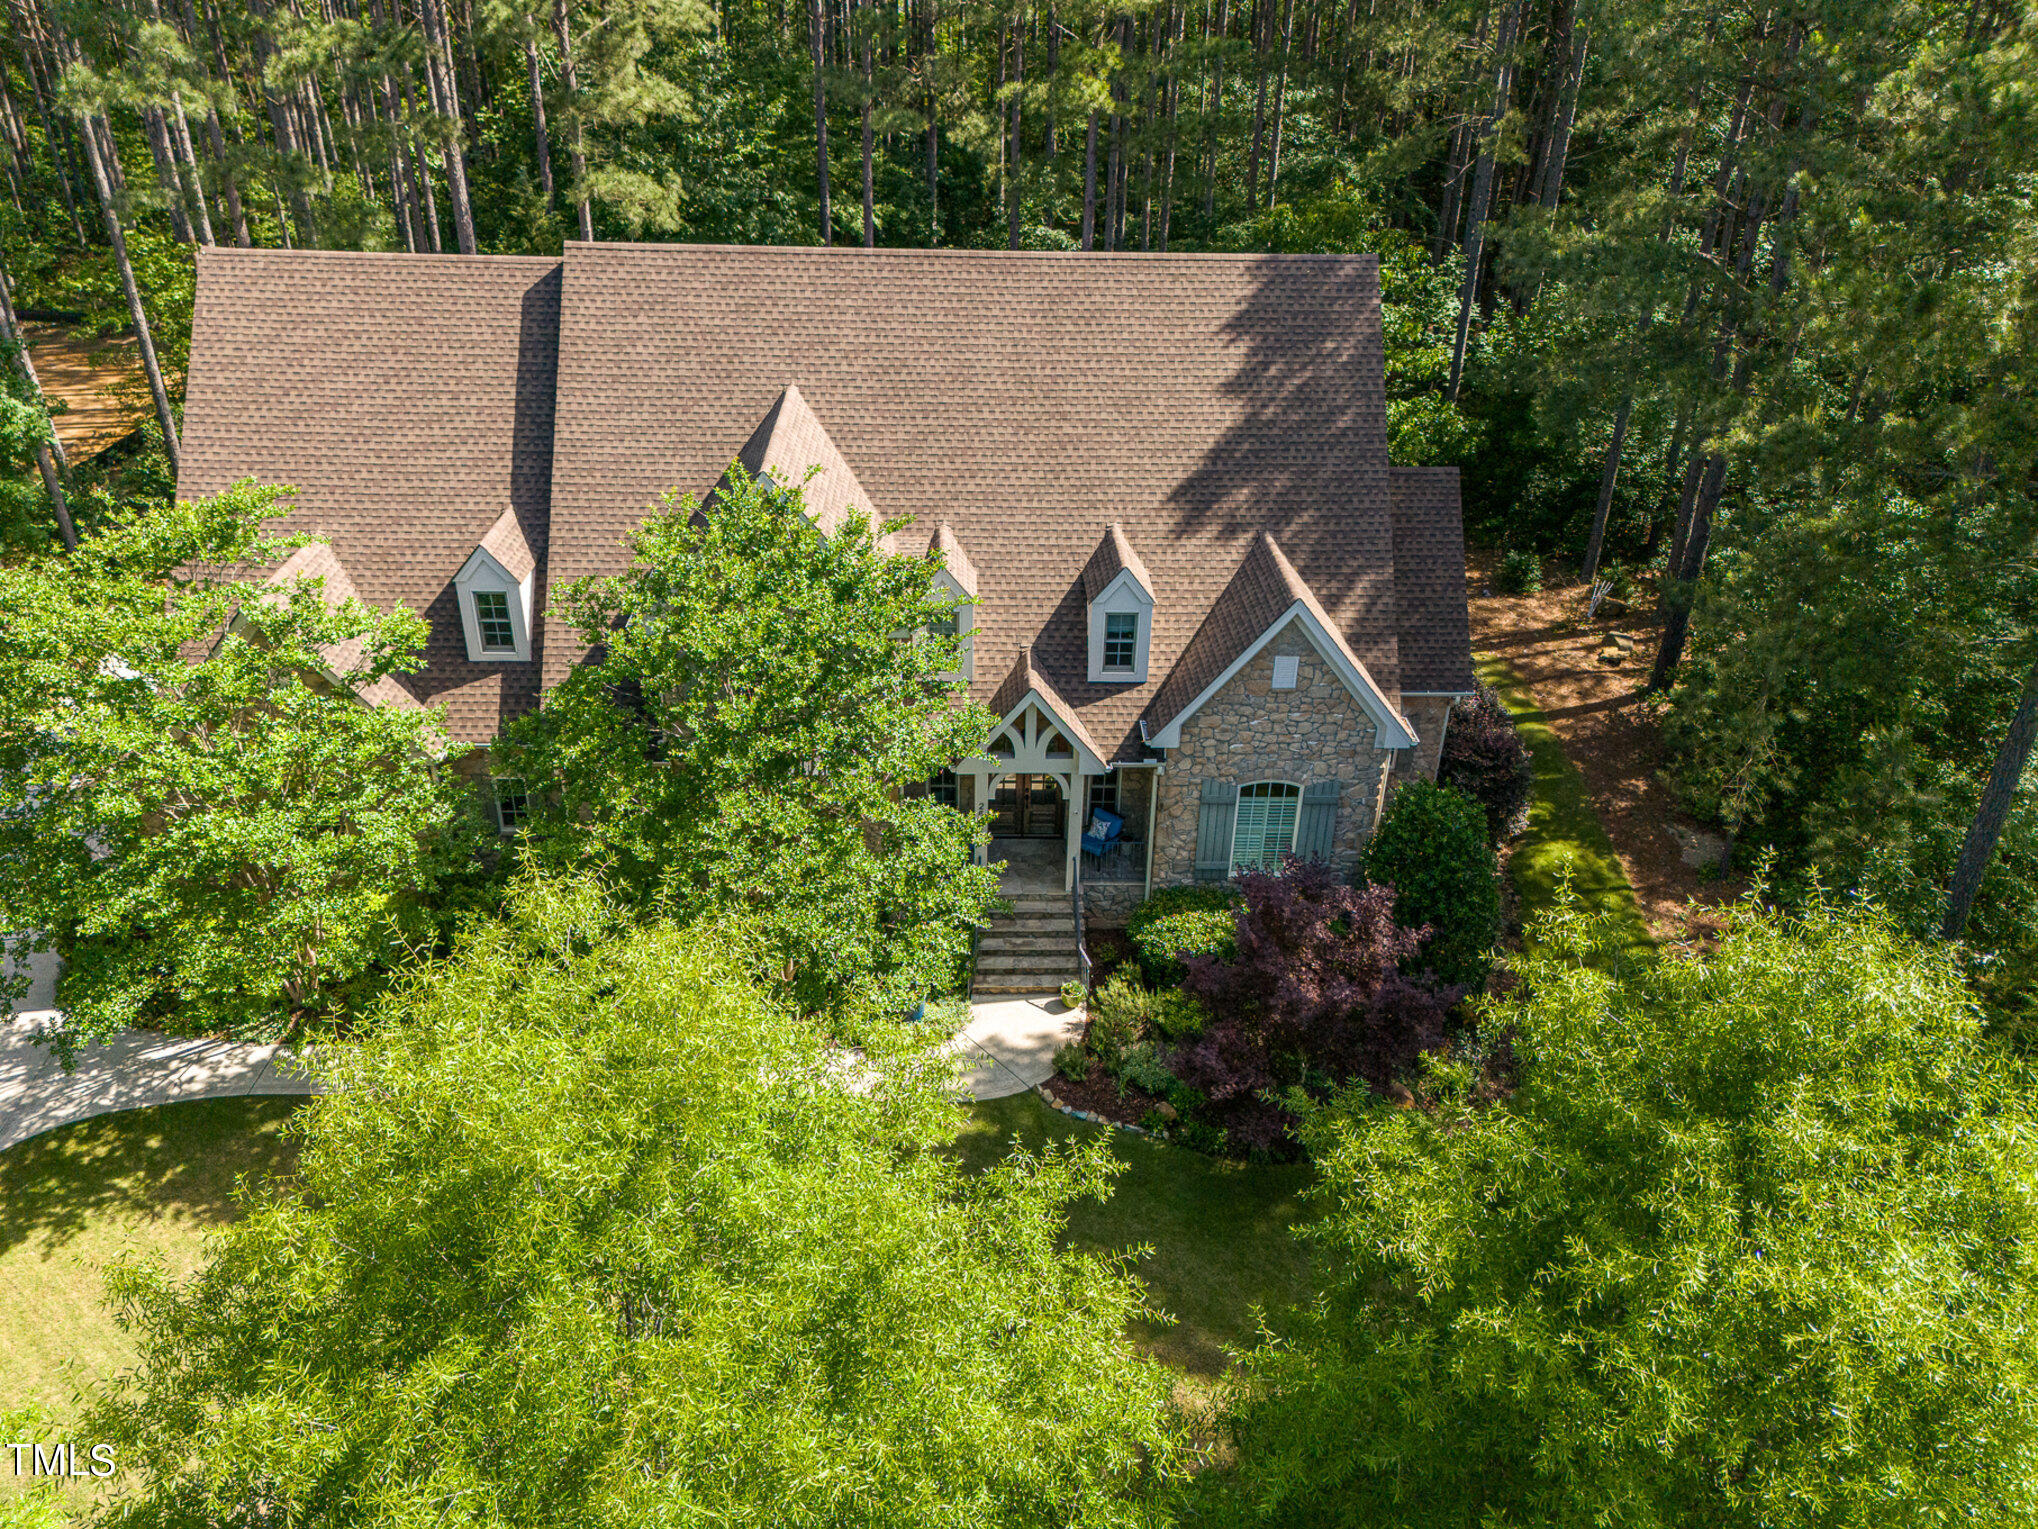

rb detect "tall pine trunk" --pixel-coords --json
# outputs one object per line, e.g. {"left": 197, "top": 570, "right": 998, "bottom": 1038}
{"left": 76, "top": 109, "right": 179, "bottom": 475}
{"left": 1006, "top": 9, "right": 1022, "bottom": 248}
{"left": 861, "top": 0, "right": 875, "bottom": 246}
{"left": 0, "top": 258, "right": 73, "bottom": 549}
{"left": 1081, "top": 107, "right": 1096, "bottom": 246}
{"left": 1580, "top": 393, "right": 1631, "bottom": 581}
{"left": 422, "top": 0, "right": 476, "bottom": 252}
{"left": 810, "top": 0, "right": 831, "bottom": 242}
{"left": 1647, "top": 453, "right": 1725, "bottom": 691}
{"left": 1265, "top": 0, "right": 1293, "bottom": 202}
{"left": 1942, "top": 653, "right": 2038, "bottom": 940}
{"left": 553, "top": 0, "right": 592, "bottom": 239}
{"left": 1445, "top": 0, "right": 1519, "bottom": 400}
{"left": 526, "top": 35, "right": 553, "bottom": 204}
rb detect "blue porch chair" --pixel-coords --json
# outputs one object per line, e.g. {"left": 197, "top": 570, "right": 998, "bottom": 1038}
{"left": 1081, "top": 809, "right": 1124, "bottom": 868}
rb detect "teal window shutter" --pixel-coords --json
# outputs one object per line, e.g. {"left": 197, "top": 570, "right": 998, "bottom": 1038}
{"left": 1193, "top": 778, "right": 1238, "bottom": 881}
{"left": 1294, "top": 779, "right": 1342, "bottom": 862}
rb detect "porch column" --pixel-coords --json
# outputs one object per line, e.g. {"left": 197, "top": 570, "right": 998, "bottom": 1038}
{"left": 970, "top": 769, "right": 997, "bottom": 866}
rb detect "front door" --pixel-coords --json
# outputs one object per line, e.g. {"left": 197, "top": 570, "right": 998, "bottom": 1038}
{"left": 990, "top": 774, "right": 1065, "bottom": 838}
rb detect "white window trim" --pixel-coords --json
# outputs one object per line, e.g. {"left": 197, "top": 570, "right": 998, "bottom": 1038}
{"left": 1087, "top": 568, "right": 1153, "bottom": 684}
{"left": 1231, "top": 780, "right": 1301, "bottom": 875}
{"left": 455, "top": 547, "right": 535, "bottom": 663}
{"left": 491, "top": 777, "right": 530, "bottom": 834}
{"left": 929, "top": 568, "right": 975, "bottom": 681}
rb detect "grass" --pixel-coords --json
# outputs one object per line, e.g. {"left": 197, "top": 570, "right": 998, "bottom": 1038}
{"left": 0, "top": 1097, "right": 304, "bottom": 1431}
{"left": 950, "top": 1092, "right": 1318, "bottom": 1380}
{"left": 1477, "top": 654, "right": 1654, "bottom": 956}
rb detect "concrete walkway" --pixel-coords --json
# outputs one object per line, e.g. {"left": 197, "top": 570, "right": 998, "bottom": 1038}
{"left": 0, "top": 1013, "right": 323, "bottom": 1153}
{"left": 948, "top": 995, "right": 1086, "bottom": 1100}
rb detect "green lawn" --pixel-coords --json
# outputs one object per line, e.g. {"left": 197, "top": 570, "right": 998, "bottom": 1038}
{"left": 1477, "top": 655, "right": 1654, "bottom": 956}
{"left": 0, "top": 1097, "right": 304, "bottom": 1427}
{"left": 951, "top": 1092, "right": 1318, "bottom": 1379}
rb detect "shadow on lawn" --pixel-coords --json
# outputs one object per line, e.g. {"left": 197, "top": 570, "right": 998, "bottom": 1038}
{"left": 948, "top": 1092, "right": 1317, "bottom": 1379}
{"left": 0, "top": 1096, "right": 304, "bottom": 1261}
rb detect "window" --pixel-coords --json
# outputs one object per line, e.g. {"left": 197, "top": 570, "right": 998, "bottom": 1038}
{"left": 1088, "top": 774, "right": 1119, "bottom": 817}
{"left": 492, "top": 777, "right": 530, "bottom": 832}
{"left": 473, "top": 590, "right": 516, "bottom": 652}
{"left": 1103, "top": 611, "right": 1138, "bottom": 670}
{"left": 927, "top": 606, "right": 959, "bottom": 640}
{"left": 1232, "top": 781, "right": 1301, "bottom": 873}
{"left": 1271, "top": 654, "right": 1300, "bottom": 690}
{"left": 928, "top": 768, "right": 959, "bottom": 807}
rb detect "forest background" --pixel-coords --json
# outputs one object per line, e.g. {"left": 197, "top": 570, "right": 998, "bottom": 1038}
{"left": 0, "top": 0, "right": 2030, "bottom": 1012}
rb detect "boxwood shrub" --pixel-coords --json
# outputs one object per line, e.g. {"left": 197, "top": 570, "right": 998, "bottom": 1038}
{"left": 1125, "top": 885, "right": 1242, "bottom": 986}
{"left": 1362, "top": 779, "right": 1501, "bottom": 991}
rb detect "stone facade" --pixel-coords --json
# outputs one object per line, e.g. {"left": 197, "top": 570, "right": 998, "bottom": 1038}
{"left": 1148, "top": 630, "right": 1398, "bottom": 888}
{"left": 1082, "top": 879, "right": 1146, "bottom": 927}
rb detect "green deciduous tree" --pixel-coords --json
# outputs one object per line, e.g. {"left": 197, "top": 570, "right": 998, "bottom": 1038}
{"left": 0, "top": 482, "right": 482, "bottom": 1054}
{"left": 1213, "top": 894, "right": 2038, "bottom": 1527}
{"left": 83, "top": 877, "right": 1184, "bottom": 1526}
{"left": 492, "top": 465, "right": 999, "bottom": 1030}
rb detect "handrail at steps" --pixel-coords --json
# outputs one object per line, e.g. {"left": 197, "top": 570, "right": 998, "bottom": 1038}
{"left": 1072, "top": 853, "right": 1092, "bottom": 993}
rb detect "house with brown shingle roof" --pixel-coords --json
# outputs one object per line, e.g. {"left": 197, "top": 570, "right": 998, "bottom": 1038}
{"left": 178, "top": 241, "right": 1474, "bottom": 923}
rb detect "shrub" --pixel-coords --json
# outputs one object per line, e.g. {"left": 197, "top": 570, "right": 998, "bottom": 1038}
{"left": 1116, "top": 1042, "right": 1178, "bottom": 1097}
{"left": 1085, "top": 974, "right": 1146, "bottom": 1069}
{"left": 1150, "top": 987, "right": 1209, "bottom": 1042}
{"left": 1053, "top": 1040, "right": 1089, "bottom": 1083}
{"left": 1496, "top": 548, "right": 1543, "bottom": 594}
{"left": 1175, "top": 858, "right": 1458, "bottom": 1155}
{"left": 1364, "top": 780, "right": 1502, "bottom": 991}
{"left": 1125, "top": 884, "right": 1241, "bottom": 985}
{"left": 1438, "top": 683, "right": 1534, "bottom": 843}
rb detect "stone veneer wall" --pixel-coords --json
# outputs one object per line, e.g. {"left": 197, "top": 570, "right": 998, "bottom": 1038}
{"left": 1149, "top": 630, "right": 1396, "bottom": 888}
{"left": 1083, "top": 880, "right": 1146, "bottom": 926}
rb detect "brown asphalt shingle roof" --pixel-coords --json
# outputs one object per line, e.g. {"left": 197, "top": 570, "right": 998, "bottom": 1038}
{"left": 178, "top": 242, "right": 1472, "bottom": 759}
{"left": 477, "top": 505, "right": 537, "bottom": 583}
{"left": 1080, "top": 523, "right": 1154, "bottom": 603}
{"left": 1389, "top": 466, "right": 1476, "bottom": 693}
{"left": 1142, "top": 532, "right": 1407, "bottom": 743}
{"left": 926, "top": 522, "right": 978, "bottom": 595}
{"left": 713, "top": 382, "right": 890, "bottom": 547}
{"left": 177, "top": 247, "right": 561, "bottom": 746}
{"left": 545, "top": 242, "right": 1452, "bottom": 761}
{"left": 986, "top": 644, "right": 1108, "bottom": 767}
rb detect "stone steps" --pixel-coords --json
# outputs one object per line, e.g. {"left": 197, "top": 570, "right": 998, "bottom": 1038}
{"left": 973, "top": 890, "right": 1084, "bottom": 998}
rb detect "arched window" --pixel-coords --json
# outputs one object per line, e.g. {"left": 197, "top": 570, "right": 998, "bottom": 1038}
{"left": 1232, "top": 781, "right": 1301, "bottom": 873}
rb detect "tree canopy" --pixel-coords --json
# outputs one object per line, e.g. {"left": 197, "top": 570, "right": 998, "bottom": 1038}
{"left": 0, "top": 482, "right": 481, "bottom": 1052}
{"left": 83, "top": 877, "right": 1185, "bottom": 1527}
{"left": 1212, "top": 894, "right": 2038, "bottom": 1527}
{"left": 492, "top": 465, "right": 999, "bottom": 1030}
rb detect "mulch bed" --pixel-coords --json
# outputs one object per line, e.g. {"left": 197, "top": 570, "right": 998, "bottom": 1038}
{"left": 1043, "top": 1053, "right": 1166, "bottom": 1129}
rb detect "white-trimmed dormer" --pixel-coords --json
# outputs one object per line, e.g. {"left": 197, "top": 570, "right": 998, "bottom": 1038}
{"left": 1082, "top": 523, "right": 1154, "bottom": 684}
{"left": 455, "top": 508, "right": 537, "bottom": 663}
{"left": 925, "top": 522, "right": 978, "bottom": 682}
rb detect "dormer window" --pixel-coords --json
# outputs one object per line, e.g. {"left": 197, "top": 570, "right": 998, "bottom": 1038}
{"left": 1082, "top": 523, "right": 1154, "bottom": 684}
{"left": 1103, "top": 612, "right": 1138, "bottom": 671}
{"left": 455, "top": 508, "right": 537, "bottom": 663}
{"left": 474, "top": 591, "right": 516, "bottom": 652}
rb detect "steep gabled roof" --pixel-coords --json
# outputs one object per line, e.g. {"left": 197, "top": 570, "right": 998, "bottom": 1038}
{"left": 474, "top": 505, "right": 536, "bottom": 583}
{"left": 543, "top": 244, "right": 1416, "bottom": 760}
{"left": 714, "top": 382, "right": 888, "bottom": 547}
{"left": 177, "top": 247, "right": 561, "bottom": 745}
{"left": 1079, "top": 523, "right": 1153, "bottom": 604}
{"left": 926, "top": 521, "right": 977, "bottom": 596}
{"left": 254, "top": 543, "right": 422, "bottom": 714}
{"left": 987, "top": 644, "right": 1108, "bottom": 771}
{"left": 1143, "top": 532, "right": 1413, "bottom": 748}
